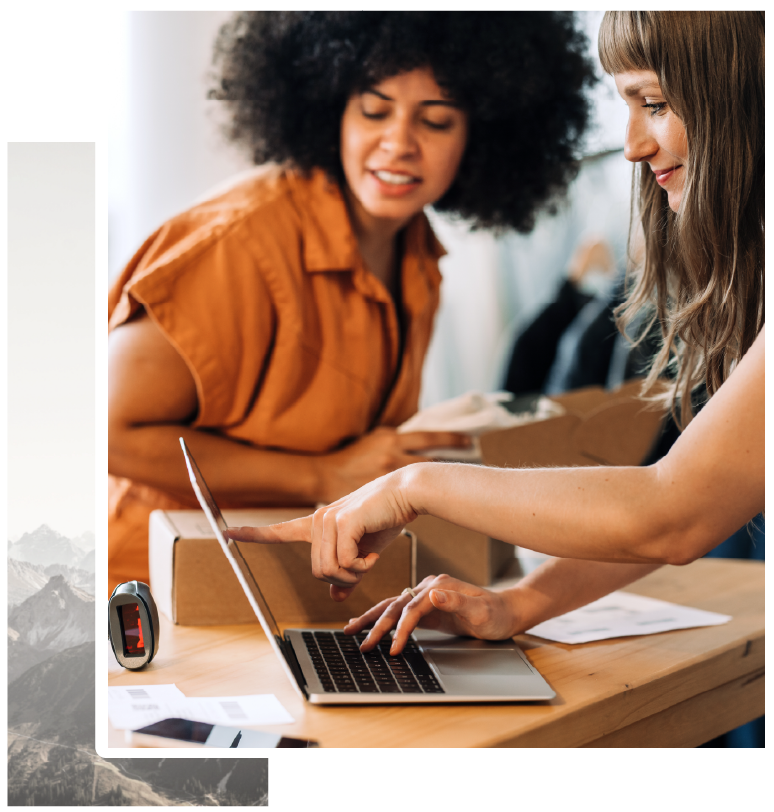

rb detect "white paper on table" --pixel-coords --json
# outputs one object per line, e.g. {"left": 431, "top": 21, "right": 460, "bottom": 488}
{"left": 107, "top": 684, "right": 187, "bottom": 730}
{"left": 108, "top": 684, "right": 294, "bottom": 730}
{"left": 526, "top": 591, "right": 731, "bottom": 645}
{"left": 176, "top": 695, "right": 294, "bottom": 727}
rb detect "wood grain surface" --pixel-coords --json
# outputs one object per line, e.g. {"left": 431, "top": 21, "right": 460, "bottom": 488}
{"left": 107, "top": 558, "right": 764, "bottom": 748}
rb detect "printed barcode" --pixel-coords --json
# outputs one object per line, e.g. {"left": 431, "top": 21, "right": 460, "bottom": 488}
{"left": 126, "top": 689, "right": 150, "bottom": 699}
{"left": 219, "top": 701, "right": 248, "bottom": 720}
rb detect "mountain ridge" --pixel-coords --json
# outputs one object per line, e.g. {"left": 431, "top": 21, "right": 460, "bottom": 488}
{"left": 8, "top": 558, "right": 49, "bottom": 607}
{"left": 9, "top": 524, "right": 87, "bottom": 569}
{"left": 9, "top": 575, "right": 95, "bottom": 651}
{"left": 7, "top": 525, "right": 267, "bottom": 805}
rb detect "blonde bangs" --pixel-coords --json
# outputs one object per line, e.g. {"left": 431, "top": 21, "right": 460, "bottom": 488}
{"left": 603, "top": 11, "right": 764, "bottom": 425}
{"left": 598, "top": 11, "right": 653, "bottom": 75}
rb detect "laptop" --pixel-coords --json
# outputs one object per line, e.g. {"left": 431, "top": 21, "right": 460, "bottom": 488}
{"left": 180, "top": 438, "right": 555, "bottom": 704}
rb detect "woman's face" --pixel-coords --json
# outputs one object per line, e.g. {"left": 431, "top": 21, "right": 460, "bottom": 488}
{"left": 340, "top": 67, "right": 468, "bottom": 230}
{"left": 614, "top": 69, "right": 688, "bottom": 212}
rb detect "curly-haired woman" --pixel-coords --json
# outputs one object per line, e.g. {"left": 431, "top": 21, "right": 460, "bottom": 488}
{"left": 107, "top": 12, "right": 596, "bottom": 589}
{"left": 230, "top": 12, "right": 764, "bottom": 655}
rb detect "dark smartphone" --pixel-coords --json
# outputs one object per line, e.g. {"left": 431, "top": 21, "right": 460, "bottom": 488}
{"left": 128, "top": 717, "right": 318, "bottom": 748}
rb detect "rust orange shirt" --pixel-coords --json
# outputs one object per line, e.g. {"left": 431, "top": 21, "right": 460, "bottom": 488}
{"left": 108, "top": 165, "right": 444, "bottom": 587}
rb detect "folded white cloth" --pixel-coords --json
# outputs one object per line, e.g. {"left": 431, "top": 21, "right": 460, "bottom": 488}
{"left": 398, "top": 391, "right": 564, "bottom": 461}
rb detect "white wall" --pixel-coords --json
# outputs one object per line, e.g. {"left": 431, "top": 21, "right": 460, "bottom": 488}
{"left": 109, "top": 11, "right": 251, "bottom": 279}
{"left": 422, "top": 148, "right": 632, "bottom": 406}
{"left": 109, "top": 11, "right": 634, "bottom": 408}
{"left": 420, "top": 10, "right": 632, "bottom": 405}
{"left": 8, "top": 144, "right": 96, "bottom": 538}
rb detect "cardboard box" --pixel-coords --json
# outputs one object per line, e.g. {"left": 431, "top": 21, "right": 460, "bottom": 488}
{"left": 480, "top": 379, "right": 665, "bottom": 469}
{"left": 150, "top": 380, "right": 664, "bottom": 621}
{"left": 409, "top": 379, "right": 665, "bottom": 586}
{"left": 407, "top": 514, "right": 514, "bottom": 586}
{"left": 149, "top": 508, "right": 415, "bottom": 626}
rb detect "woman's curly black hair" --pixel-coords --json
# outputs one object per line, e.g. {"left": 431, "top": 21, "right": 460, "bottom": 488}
{"left": 209, "top": 11, "right": 597, "bottom": 233}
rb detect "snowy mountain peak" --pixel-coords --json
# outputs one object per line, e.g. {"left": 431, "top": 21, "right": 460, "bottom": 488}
{"left": 9, "top": 574, "right": 95, "bottom": 651}
{"left": 8, "top": 559, "right": 49, "bottom": 608}
{"left": 9, "top": 525, "right": 86, "bottom": 569}
{"left": 71, "top": 531, "right": 95, "bottom": 553}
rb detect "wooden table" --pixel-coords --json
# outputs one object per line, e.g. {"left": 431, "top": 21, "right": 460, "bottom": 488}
{"left": 107, "top": 558, "right": 764, "bottom": 748}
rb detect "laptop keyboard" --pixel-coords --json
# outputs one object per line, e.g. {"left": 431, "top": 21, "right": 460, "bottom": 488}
{"left": 302, "top": 631, "right": 445, "bottom": 694}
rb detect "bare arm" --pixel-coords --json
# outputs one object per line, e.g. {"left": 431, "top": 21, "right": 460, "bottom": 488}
{"left": 108, "top": 312, "right": 471, "bottom": 505}
{"left": 408, "top": 325, "right": 764, "bottom": 566}
{"left": 341, "top": 558, "right": 660, "bottom": 654}
{"left": 229, "top": 327, "right": 764, "bottom": 582}
{"left": 505, "top": 558, "right": 661, "bottom": 630}
{"left": 228, "top": 329, "right": 762, "bottom": 653}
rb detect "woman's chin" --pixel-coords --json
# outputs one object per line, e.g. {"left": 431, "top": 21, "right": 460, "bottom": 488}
{"left": 365, "top": 189, "right": 425, "bottom": 218}
{"left": 667, "top": 192, "right": 682, "bottom": 213}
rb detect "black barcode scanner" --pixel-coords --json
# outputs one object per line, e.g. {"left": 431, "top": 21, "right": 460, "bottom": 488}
{"left": 108, "top": 581, "right": 160, "bottom": 670}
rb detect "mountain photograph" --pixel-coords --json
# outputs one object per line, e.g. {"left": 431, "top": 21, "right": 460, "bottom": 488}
{"left": 9, "top": 140, "right": 270, "bottom": 806}
{"left": 7, "top": 526, "right": 269, "bottom": 806}
{"left": 8, "top": 558, "right": 50, "bottom": 607}
{"left": 9, "top": 524, "right": 91, "bottom": 570}
{"left": 10, "top": 575, "right": 95, "bottom": 650}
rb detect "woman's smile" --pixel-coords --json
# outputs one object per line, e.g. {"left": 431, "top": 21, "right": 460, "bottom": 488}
{"left": 653, "top": 164, "right": 682, "bottom": 187}
{"left": 614, "top": 69, "right": 689, "bottom": 212}
{"left": 368, "top": 168, "right": 422, "bottom": 195}
{"left": 340, "top": 66, "right": 468, "bottom": 231}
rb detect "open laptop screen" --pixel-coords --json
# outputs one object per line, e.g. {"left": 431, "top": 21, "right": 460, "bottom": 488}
{"left": 179, "top": 438, "right": 283, "bottom": 644}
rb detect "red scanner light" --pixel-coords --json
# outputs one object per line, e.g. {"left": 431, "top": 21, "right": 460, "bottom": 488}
{"left": 118, "top": 602, "right": 146, "bottom": 657}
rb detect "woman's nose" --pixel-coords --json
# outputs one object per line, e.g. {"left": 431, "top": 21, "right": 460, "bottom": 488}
{"left": 623, "top": 116, "right": 657, "bottom": 164}
{"left": 380, "top": 115, "right": 418, "bottom": 156}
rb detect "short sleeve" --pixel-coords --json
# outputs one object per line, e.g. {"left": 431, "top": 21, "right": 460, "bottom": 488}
{"left": 119, "top": 227, "right": 278, "bottom": 430}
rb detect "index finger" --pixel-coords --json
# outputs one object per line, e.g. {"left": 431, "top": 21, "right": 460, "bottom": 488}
{"left": 226, "top": 515, "right": 313, "bottom": 544}
{"left": 390, "top": 593, "right": 438, "bottom": 654}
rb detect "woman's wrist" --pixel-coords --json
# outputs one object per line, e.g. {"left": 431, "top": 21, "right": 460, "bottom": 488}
{"left": 499, "top": 584, "right": 540, "bottom": 637}
{"left": 399, "top": 461, "right": 432, "bottom": 517}
{"left": 272, "top": 448, "right": 329, "bottom": 505}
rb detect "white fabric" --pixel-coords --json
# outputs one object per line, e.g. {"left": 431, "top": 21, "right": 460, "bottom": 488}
{"left": 398, "top": 391, "right": 564, "bottom": 461}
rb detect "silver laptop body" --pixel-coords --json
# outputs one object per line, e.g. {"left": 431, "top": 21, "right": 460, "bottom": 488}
{"left": 180, "top": 438, "right": 555, "bottom": 704}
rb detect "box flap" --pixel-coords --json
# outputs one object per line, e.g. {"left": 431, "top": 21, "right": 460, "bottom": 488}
{"left": 148, "top": 510, "right": 180, "bottom": 623}
{"left": 573, "top": 397, "right": 664, "bottom": 466}
{"left": 481, "top": 380, "right": 664, "bottom": 470}
{"left": 552, "top": 379, "right": 645, "bottom": 418}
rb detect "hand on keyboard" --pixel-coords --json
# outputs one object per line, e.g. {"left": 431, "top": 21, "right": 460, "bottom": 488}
{"left": 304, "top": 630, "right": 445, "bottom": 694}
{"left": 344, "top": 574, "right": 520, "bottom": 655}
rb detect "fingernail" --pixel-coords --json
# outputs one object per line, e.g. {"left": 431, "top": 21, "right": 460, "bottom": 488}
{"left": 433, "top": 590, "right": 446, "bottom": 604}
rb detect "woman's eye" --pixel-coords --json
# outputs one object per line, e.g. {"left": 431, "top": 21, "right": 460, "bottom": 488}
{"left": 642, "top": 102, "right": 667, "bottom": 117}
{"left": 361, "top": 109, "right": 388, "bottom": 120}
{"left": 423, "top": 119, "right": 453, "bottom": 131}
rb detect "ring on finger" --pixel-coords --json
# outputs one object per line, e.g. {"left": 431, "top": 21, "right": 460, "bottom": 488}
{"left": 401, "top": 586, "right": 418, "bottom": 599}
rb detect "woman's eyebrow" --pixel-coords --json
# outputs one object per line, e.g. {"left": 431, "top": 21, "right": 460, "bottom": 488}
{"left": 363, "top": 88, "right": 460, "bottom": 107}
{"left": 364, "top": 88, "right": 393, "bottom": 101}
{"left": 622, "top": 80, "right": 662, "bottom": 97}
{"left": 421, "top": 99, "right": 461, "bottom": 109}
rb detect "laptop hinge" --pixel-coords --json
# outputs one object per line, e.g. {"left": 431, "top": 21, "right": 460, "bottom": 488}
{"left": 280, "top": 635, "right": 309, "bottom": 698}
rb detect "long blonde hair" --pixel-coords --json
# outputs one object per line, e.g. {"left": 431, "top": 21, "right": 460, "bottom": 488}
{"left": 598, "top": 11, "right": 764, "bottom": 426}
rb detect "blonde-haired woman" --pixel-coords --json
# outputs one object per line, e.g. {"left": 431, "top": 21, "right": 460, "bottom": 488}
{"left": 230, "top": 12, "right": 764, "bottom": 677}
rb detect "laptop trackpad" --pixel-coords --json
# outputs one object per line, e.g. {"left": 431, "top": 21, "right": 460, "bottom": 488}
{"left": 426, "top": 649, "right": 533, "bottom": 677}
